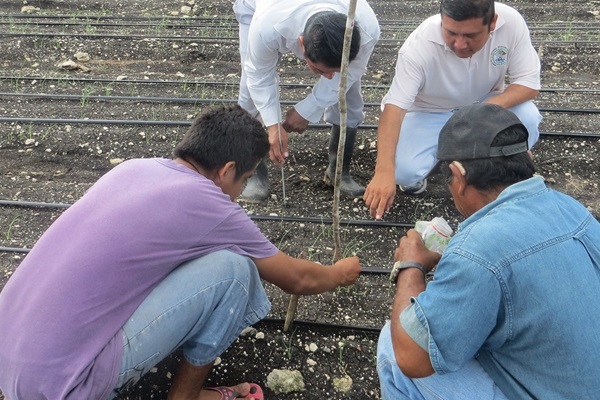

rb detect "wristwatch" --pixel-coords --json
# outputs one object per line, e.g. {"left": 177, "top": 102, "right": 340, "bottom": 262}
{"left": 390, "top": 261, "right": 426, "bottom": 285}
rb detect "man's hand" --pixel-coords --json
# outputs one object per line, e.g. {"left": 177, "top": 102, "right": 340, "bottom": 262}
{"left": 363, "top": 170, "right": 397, "bottom": 220}
{"left": 332, "top": 256, "right": 361, "bottom": 287}
{"left": 282, "top": 108, "right": 309, "bottom": 133}
{"left": 267, "top": 123, "right": 289, "bottom": 167}
{"left": 394, "top": 230, "right": 441, "bottom": 273}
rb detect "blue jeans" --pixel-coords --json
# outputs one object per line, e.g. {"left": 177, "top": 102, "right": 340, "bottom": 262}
{"left": 377, "top": 321, "right": 509, "bottom": 400}
{"left": 109, "top": 250, "right": 270, "bottom": 397}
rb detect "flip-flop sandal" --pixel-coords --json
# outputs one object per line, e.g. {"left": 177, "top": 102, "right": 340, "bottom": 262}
{"left": 205, "top": 383, "right": 265, "bottom": 400}
{"left": 246, "top": 383, "right": 264, "bottom": 399}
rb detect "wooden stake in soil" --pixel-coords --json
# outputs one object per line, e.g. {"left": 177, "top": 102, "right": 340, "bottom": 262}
{"left": 277, "top": 77, "right": 287, "bottom": 207}
{"left": 284, "top": 1, "right": 358, "bottom": 332}
{"left": 283, "top": 293, "right": 299, "bottom": 332}
{"left": 332, "top": 0, "right": 357, "bottom": 263}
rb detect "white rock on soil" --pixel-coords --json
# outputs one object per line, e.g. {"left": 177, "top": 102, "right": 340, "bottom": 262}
{"left": 266, "top": 369, "right": 305, "bottom": 394}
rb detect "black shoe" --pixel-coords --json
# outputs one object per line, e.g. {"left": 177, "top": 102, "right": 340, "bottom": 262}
{"left": 323, "top": 167, "right": 365, "bottom": 198}
{"left": 398, "top": 179, "right": 427, "bottom": 195}
{"left": 323, "top": 125, "right": 365, "bottom": 198}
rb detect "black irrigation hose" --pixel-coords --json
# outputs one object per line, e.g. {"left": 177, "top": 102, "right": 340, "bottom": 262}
{"left": 0, "top": 117, "right": 597, "bottom": 139}
{"left": 1, "top": 21, "right": 232, "bottom": 29}
{"left": 0, "top": 199, "right": 413, "bottom": 229}
{"left": 4, "top": 21, "right": 599, "bottom": 31}
{"left": 0, "top": 32, "right": 238, "bottom": 41}
{"left": 2, "top": 76, "right": 600, "bottom": 95}
{"left": 259, "top": 318, "right": 382, "bottom": 334}
{"left": 0, "top": 117, "right": 193, "bottom": 126}
{"left": 1, "top": 31, "right": 599, "bottom": 47}
{"left": 0, "top": 93, "right": 297, "bottom": 107}
{"left": 0, "top": 243, "right": 392, "bottom": 278}
{"left": 1, "top": 14, "right": 238, "bottom": 22}
{"left": 3, "top": 15, "right": 600, "bottom": 30}
{"left": 2, "top": 92, "right": 600, "bottom": 115}
{"left": 0, "top": 246, "right": 29, "bottom": 254}
{"left": 3, "top": 19, "right": 235, "bottom": 26}
{"left": 5, "top": 14, "right": 600, "bottom": 27}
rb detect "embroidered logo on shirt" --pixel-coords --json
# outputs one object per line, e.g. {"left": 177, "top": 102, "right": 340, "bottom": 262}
{"left": 490, "top": 46, "right": 509, "bottom": 66}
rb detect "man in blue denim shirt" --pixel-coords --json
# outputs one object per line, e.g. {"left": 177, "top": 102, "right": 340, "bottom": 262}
{"left": 377, "top": 103, "right": 600, "bottom": 399}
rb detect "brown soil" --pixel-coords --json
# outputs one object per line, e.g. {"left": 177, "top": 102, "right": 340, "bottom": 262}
{"left": 0, "top": 0, "right": 599, "bottom": 398}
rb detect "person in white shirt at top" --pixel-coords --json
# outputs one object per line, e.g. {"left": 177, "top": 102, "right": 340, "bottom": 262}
{"left": 363, "top": 0, "right": 542, "bottom": 220}
{"left": 233, "top": 0, "right": 380, "bottom": 202}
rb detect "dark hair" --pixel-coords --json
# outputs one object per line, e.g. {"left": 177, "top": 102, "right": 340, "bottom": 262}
{"left": 302, "top": 11, "right": 361, "bottom": 68}
{"left": 173, "top": 105, "right": 269, "bottom": 179}
{"left": 440, "top": 0, "right": 495, "bottom": 25}
{"left": 440, "top": 125, "right": 536, "bottom": 191}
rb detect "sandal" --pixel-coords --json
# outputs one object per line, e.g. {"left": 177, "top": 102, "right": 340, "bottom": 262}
{"left": 205, "top": 383, "right": 265, "bottom": 400}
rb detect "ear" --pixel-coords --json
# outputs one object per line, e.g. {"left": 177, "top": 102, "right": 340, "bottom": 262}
{"left": 449, "top": 162, "right": 468, "bottom": 197}
{"left": 489, "top": 13, "right": 498, "bottom": 32}
{"left": 215, "top": 161, "right": 236, "bottom": 183}
{"left": 298, "top": 35, "right": 305, "bottom": 51}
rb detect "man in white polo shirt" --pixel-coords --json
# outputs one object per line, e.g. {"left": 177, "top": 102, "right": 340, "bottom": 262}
{"left": 364, "top": 0, "right": 542, "bottom": 220}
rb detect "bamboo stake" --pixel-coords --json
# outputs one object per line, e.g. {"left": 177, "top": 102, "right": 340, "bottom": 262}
{"left": 277, "top": 76, "right": 287, "bottom": 207}
{"left": 284, "top": 2, "right": 357, "bottom": 332}
{"left": 332, "top": 0, "right": 357, "bottom": 262}
{"left": 283, "top": 293, "right": 299, "bottom": 332}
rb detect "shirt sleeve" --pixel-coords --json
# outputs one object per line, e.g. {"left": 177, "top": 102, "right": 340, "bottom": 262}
{"left": 505, "top": 10, "right": 541, "bottom": 90}
{"left": 401, "top": 252, "right": 505, "bottom": 374}
{"left": 381, "top": 47, "right": 423, "bottom": 111}
{"left": 245, "top": 25, "right": 283, "bottom": 127}
{"left": 204, "top": 203, "right": 279, "bottom": 259}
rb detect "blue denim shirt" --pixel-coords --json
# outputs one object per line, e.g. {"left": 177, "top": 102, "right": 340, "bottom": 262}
{"left": 401, "top": 177, "right": 600, "bottom": 398}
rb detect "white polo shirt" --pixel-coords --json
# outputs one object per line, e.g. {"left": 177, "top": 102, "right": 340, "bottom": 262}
{"left": 244, "top": 0, "right": 380, "bottom": 126}
{"left": 383, "top": 2, "right": 540, "bottom": 113}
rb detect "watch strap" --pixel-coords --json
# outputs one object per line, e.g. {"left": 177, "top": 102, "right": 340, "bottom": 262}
{"left": 390, "top": 261, "right": 426, "bottom": 284}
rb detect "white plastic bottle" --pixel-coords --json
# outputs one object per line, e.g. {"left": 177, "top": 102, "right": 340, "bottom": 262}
{"left": 414, "top": 217, "right": 453, "bottom": 254}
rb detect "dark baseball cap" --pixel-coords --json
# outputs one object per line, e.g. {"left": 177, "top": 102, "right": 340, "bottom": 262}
{"left": 437, "top": 103, "right": 529, "bottom": 161}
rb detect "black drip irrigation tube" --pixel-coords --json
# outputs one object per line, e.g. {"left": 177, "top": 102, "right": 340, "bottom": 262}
{"left": 8, "top": 98, "right": 600, "bottom": 118}
{"left": 1, "top": 31, "right": 599, "bottom": 47}
{"left": 3, "top": 76, "right": 600, "bottom": 95}
{"left": 0, "top": 241, "right": 393, "bottom": 276}
{"left": 5, "top": 14, "right": 600, "bottom": 28}
{"left": 0, "top": 199, "right": 413, "bottom": 228}
{"left": 2, "top": 92, "right": 600, "bottom": 116}
{"left": 259, "top": 318, "right": 382, "bottom": 335}
{"left": 0, "top": 93, "right": 306, "bottom": 107}
{"left": 1, "top": 22, "right": 235, "bottom": 30}
{"left": 0, "top": 117, "right": 597, "bottom": 139}
{"left": 1, "top": 14, "right": 238, "bottom": 22}
{"left": 0, "top": 241, "right": 393, "bottom": 277}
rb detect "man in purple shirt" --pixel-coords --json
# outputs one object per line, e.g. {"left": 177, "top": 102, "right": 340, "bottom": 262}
{"left": 0, "top": 105, "right": 361, "bottom": 399}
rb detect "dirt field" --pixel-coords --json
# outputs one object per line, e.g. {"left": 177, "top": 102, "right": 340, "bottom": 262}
{"left": 0, "top": 0, "right": 599, "bottom": 398}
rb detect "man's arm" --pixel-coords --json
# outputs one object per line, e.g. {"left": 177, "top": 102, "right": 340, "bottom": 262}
{"left": 484, "top": 84, "right": 539, "bottom": 109}
{"left": 244, "top": 27, "right": 289, "bottom": 165}
{"left": 363, "top": 104, "right": 406, "bottom": 220}
{"left": 390, "top": 230, "right": 441, "bottom": 377}
{"left": 391, "top": 270, "right": 434, "bottom": 377}
{"left": 252, "top": 251, "right": 361, "bottom": 295}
